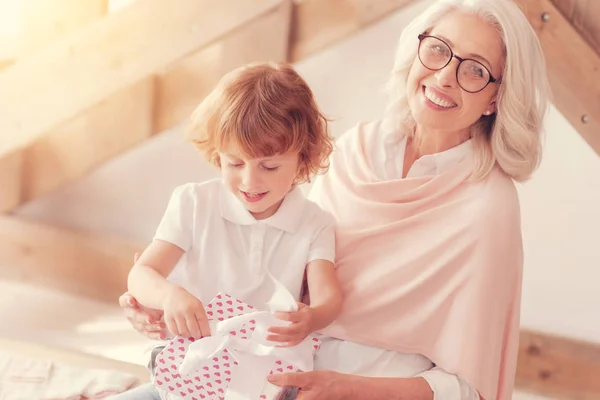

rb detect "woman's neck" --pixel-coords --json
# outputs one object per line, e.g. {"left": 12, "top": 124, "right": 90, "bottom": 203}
{"left": 411, "top": 125, "right": 471, "bottom": 158}
{"left": 402, "top": 125, "right": 471, "bottom": 178}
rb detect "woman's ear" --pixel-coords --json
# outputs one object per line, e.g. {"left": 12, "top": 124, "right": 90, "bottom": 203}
{"left": 483, "top": 100, "right": 497, "bottom": 116}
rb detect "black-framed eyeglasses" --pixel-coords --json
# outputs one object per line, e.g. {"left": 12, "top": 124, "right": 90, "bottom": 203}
{"left": 417, "top": 34, "right": 498, "bottom": 93}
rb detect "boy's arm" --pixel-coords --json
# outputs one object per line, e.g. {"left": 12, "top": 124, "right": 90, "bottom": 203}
{"left": 305, "top": 259, "right": 343, "bottom": 332}
{"left": 127, "top": 239, "right": 185, "bottom": 310}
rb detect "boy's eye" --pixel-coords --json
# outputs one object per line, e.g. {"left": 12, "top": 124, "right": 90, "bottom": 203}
{"left": 228, "top": 163, "right": 243, "bottom": 168}
{"left": 262, "top": 165, "right": 279, "bottom": 171}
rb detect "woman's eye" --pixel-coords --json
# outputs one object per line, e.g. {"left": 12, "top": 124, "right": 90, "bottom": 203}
{"left": 228, "top": 163, "right": 243, "bottom": 168}
{"left": 263, "top": 166, "right": 280, "bottom": 171}
{"left": 471, "top": 66, "right": 484, "bottom": 77}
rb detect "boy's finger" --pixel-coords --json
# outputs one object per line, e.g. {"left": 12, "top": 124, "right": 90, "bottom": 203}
{"left": 267, "top": 324, "right": 300, "bottom": 335}
{"left": 186, "top": 316, "right": 202, "bottom": 339}
{"left": 279, "top": 339, "right": 302, "bottom": 348}
{"left": 266, "top": 333, "right": 296, "bottom": 343}
{"left": 174, "top": 315, "right": 190, "bottom": 338}
{"left": 273, "top": 311, "right": 301, "bottom": 322}
{"left": 198, "top": 316, "right": 211, "bottom": 337}
{"left": 165, "top": 319, "right": 178, "bottom": 339}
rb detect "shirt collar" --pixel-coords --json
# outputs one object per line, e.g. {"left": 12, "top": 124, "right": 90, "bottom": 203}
{"left": 428, "top": 138, "right": 473, "bottom": 175}
{"left": 381, "top": 126, "right": 473, "bottom": 178}
{"left": 219, "top": 182, "right": 305, "bottom": 233}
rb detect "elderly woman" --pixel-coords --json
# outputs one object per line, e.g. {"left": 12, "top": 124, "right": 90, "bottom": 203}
{"left": 119, "top": 0, "right": 549, "bottom": 399}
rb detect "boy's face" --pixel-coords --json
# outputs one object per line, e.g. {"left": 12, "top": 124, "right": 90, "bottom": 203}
{"left": 218, "top": 150, "right": 300, "bottom": 220}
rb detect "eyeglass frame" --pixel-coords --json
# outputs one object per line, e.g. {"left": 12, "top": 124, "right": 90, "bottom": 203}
{"left": 417, "top": 34, "right": 499, "bottom": 93}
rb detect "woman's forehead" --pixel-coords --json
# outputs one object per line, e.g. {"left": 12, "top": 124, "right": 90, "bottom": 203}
{"left": 429, "top": 10, "right": 504, "bottom": 74}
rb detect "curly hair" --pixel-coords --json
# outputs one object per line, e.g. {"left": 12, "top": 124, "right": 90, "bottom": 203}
{"left": 186, "top": 61, "right": 333, "bottom": 184}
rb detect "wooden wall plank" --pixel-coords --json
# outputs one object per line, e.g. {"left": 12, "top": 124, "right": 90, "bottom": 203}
{"left": 0, "top": 0, "right": 425, "bottom": 212}
{"left": 0, "top": 215, "right": 142, "bottom": 304}
{"left": 515, "top": 0, "right": 600, "bottom": 156}
{"left": 550, "top": 0, "right": 578, "bottom": 19}
{"left": 21, "top": 78, "right": 155, "bottom": 201}
{"left": 0, "top": 39, "right": 17, "bottom": 70}
{"left": 0, "top": 152, "right": 23, "bottom": 212}
{"left": 551, "top": 0, "right": 600, "bottom": 56}
{"left": 516, "top": 330, "right": 600, "bottom": 399}
{"left": 0, "top": 0, "right": 281, "bottom": 161}
{"left": 290, "top": 0, "right": 415, "bottom": 61}
{"left": 155, "top": 0, "right": 293, "bottom": 132}
{"left": 18, "top": 0, "right": 109, "bottom": 54}
{"left": 0, "top": 0, "right": 283, "bottom": 212}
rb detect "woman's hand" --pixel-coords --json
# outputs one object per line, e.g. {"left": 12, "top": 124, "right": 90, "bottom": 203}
{"left": 119, "top": 251, "right": 170, "bottom": 340}
{"left": 268, "top": 370, "right": 350, "bottom": 400}
{"left": 267, "top": 302, "right": 314, "bottom": 347}
{"left": 118, "top": 292, "right": 169, "bottom": 340}
{"left": 162, "top": 285, "right": 211, "bottom": 339}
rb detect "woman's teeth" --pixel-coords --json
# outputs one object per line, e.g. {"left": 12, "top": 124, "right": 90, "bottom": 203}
{"left": 424, "top": 87, "right": 456, "bottom": 108}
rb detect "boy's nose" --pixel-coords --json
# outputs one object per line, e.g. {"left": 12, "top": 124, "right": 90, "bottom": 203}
{"left": 242, "top": 167, "right": 261, "bottom": 187}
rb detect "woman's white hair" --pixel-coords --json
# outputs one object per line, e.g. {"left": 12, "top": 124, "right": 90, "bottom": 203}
{"left": 385, "top": 0, "right": 551, "bottom": 182}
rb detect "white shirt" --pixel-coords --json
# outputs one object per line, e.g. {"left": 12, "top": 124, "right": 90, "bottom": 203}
{"left": 313, "top": 124, "right": 480, "bottom": 400}
{"left": 154, "top": 178, "right": 336, "bottom": 310}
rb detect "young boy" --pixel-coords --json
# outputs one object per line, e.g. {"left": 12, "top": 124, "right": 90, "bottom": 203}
{"left": 114, "top": 62, "right": 342, "bottom": 400}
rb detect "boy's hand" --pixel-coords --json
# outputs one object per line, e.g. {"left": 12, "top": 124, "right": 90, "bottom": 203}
{"left": 267, "top": 302, "right": 314, "bottom": 347}
{"left": 162, "top": 286, "right": 210, "bottom": 339}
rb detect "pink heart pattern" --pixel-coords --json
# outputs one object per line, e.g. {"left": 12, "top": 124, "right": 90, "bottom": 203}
{"left": 153, "top": 293, "right": 321, "bottom": 400}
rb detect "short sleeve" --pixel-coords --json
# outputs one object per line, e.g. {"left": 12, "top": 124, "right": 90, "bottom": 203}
{"left": 153, "top": 184, "right": 196, "bottom": 252}
{"left": 307, "top": 211, "right": 336, "bottom": 264}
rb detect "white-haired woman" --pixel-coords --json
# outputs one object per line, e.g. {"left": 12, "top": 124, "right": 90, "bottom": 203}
{"left": 119, "top": 0, "right": 550, "bottom": 398}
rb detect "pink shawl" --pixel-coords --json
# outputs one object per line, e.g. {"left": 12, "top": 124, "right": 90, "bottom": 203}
{"left": 309, "top": 120, "right": 523, "bottom": 400}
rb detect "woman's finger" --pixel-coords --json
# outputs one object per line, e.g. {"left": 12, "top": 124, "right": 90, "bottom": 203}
{"left": 268, "top": 372, "right": 311, "bottom": 388}
{"left": 119, "top": 293, "right": 138, "bottom": 309}
{"left": 141, "top": 321, "right": 165, "bottom": 332}
{"left": 145, "top": 309, "right": 165, "bottom": 325}
{"left": 147, "top": 331, "right": 167, "bottom": 340}
{"left": 126, "top": 308, "right": 152, "bottom": 325}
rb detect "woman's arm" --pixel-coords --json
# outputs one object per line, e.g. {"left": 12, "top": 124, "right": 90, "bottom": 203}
{"left": 268, "top": 371, "right": 433, "bottom": 400}
{"left": 347, "top": 376, "right": 433, "bottom": 400}
{"left": 127, "top": 239, "right": 185, "bottom": 309}
{"left": 268, "top": 368, "right": 482, "bottom": 400}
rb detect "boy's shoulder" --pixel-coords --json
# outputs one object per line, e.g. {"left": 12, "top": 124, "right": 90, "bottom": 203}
{"left": 297, "top": 191, "right": 336, "bottom": 228}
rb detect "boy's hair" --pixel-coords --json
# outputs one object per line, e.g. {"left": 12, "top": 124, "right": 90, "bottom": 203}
{"left": 186, "top": 62, "right": 333, "bottom": 184}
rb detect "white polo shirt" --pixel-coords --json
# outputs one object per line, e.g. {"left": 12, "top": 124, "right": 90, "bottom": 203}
{"left": 153, "top": 178, "right": 336, "bottom": 310}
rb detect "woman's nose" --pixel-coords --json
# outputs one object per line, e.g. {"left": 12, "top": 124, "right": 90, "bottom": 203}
{"left": 434, "top": 58, "right": 459, "bottom": 88}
